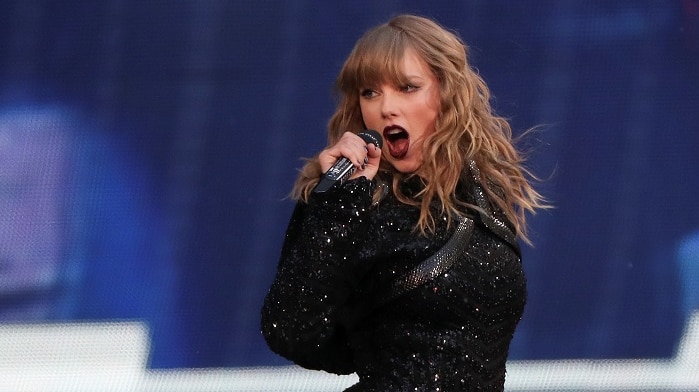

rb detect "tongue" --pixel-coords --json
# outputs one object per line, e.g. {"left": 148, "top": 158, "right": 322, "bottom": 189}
{"left": 387, "top": 138, "right": 409, "bottom": 159}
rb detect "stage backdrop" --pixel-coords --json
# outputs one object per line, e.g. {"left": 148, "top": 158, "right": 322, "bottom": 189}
{"left": 0, "top": 0, "right": 697, "bottom": 369}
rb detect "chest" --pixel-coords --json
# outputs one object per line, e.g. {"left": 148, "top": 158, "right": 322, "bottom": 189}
{"left": 355, "top": 198, "right": 526, "bottom": 324}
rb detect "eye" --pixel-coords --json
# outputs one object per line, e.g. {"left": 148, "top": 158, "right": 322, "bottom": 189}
{"left": 400, "top": 84, "right": 419, "bottom": 93}
{"left": 360, "top": 88, "right": 378, "bottom": 99}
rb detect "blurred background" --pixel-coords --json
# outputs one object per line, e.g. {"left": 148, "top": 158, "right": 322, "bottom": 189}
{"left": 0, "top": 0, "right": 698, "bottom": 380}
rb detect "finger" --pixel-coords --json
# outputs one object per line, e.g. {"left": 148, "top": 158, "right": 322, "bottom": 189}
{"left": 350, "top": 146, "right": 382, "bottom": 180}
{"left": 366, "top": 143, "right": 382, "bottom": 159}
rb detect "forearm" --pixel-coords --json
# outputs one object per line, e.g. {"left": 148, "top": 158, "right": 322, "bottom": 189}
{"left": 261, "top": 177, "right": 375, "bottom": 373}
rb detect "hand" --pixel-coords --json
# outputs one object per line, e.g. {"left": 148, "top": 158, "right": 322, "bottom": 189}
{"left": 319, "top": 131, "right": 382, "bottom": 181}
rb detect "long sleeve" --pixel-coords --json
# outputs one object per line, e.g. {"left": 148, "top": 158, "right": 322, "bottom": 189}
{"left": 261, "top": 177, "right": 375, "bottom": 374}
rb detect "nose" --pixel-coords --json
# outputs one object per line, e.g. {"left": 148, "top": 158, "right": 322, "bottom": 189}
{"left": 380, "top": 90, "right": 399, "bottom": 119}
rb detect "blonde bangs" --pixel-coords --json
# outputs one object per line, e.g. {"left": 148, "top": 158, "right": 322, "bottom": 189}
{"left": 337, "top": 25, "right": 412, "bottom": 94}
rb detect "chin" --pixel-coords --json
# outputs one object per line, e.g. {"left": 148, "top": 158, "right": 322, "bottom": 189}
{"left": 389, "top": 159, "right": 421, "bottom": 174}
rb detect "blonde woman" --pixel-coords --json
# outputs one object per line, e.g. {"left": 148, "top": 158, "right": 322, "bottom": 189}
{"left": 262, "top": 14, "right": 547, "bottom": 391}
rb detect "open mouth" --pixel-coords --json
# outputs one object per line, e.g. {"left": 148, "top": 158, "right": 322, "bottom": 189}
{"left": 383, "top": 126, "right": 409, "bottom": 159}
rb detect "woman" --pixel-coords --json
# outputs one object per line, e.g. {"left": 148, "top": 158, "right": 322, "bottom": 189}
{"left": 261, "top": 14, "right": 547, "bottom": 391}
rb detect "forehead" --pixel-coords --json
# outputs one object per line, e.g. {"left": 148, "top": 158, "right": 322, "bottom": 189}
{"left": 355, "top": 46, "right": 432, "bottom": 87}
{"left": 399, "top": 47, "right": 433, "bottom": 77}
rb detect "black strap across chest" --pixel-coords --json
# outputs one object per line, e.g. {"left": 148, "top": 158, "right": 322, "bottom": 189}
{"left": 372, "top": 161, "right": 518, "bottom": 308}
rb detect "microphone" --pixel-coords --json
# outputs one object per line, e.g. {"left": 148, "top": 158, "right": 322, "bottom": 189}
{"left": 313, "top": 129, "right": 383, "bottom": 193}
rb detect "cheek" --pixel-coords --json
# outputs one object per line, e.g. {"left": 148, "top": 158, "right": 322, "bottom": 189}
{"left": 427, "top": 99, "right": 441, "bottom": 128}
{"left": 359, "top": 103, "right": 379, "bottom": 126}
{"left": 415, "top": 94, "right": 440, "bottom": 122}
{"left": 424, "top": 88, "right": 441, "bottom": 120}
{"left": 415, "top": 104, "right": 439, "bottom": 130}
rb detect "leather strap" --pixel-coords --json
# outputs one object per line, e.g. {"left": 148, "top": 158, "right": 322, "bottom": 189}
{"left": 468, "top": 160, "right": 519, "bottom": 255}
{"left": 372, "top": 161, "right": 517, "bottom": 307}
{"left": 380, "top": 217, "right": 475, "bottom": 304}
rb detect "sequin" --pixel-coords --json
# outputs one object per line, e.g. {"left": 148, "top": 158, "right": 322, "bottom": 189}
{"left": 261, "top": 172, "right": 526, "bottom": 391}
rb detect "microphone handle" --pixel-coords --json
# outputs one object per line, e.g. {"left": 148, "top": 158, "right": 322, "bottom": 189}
{"left": 312, "top": 130, "right": 381, "bottom": 194}
{"left": 312, "top": 157, "right": 356, "bottom": 193}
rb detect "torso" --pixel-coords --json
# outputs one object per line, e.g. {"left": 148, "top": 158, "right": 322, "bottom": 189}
{"left": 343, "top": 178, "right": 526, "bottom": 391}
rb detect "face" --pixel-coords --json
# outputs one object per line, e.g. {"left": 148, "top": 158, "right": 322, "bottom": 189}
{"left": 359, "top": 47, "right": 441, "bottom": 174}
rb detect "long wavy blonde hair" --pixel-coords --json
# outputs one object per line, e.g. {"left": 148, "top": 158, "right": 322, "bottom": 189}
{"left": 291, "top": 14, "right": 547, "bottom": 244}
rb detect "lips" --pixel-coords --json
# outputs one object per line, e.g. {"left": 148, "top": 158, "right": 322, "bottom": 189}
{"left": 383, "top": 126, "right": 409, "bottom": 159}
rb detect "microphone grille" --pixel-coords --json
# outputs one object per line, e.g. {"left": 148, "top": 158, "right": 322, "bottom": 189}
{"left": 357, "top": 129, "right": 383, "bottom": 149}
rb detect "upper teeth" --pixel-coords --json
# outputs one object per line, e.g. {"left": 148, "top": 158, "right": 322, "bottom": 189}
{"left": 387, "top": 129, "right": 402, "bottom": 135}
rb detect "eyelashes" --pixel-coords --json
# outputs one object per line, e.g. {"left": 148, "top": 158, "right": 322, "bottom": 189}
{"left": 400, "top": 84, "right": 419, "bottom": 93}
{"left": 360, "top": 88, "right": 376, "bottom": 98}
{"left": 359, "top": 84, "right": 420, "bottom": 98}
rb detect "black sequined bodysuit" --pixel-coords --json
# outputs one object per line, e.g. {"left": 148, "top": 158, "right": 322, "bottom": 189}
{"left": 261, "top": 173, "right": 526, "bottom": 391}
